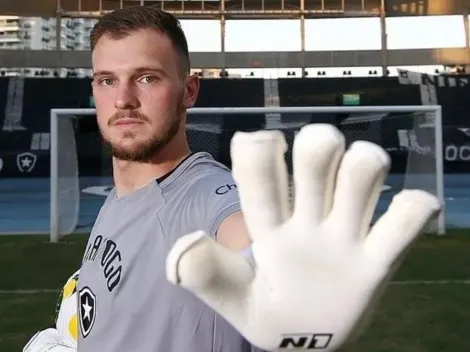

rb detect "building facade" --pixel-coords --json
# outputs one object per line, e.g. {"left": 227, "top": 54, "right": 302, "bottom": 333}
{"left": 0, "top": 15, "right": 95, "bottom": 77}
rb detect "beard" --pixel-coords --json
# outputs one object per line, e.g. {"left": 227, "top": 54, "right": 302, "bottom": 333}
{"left": 100, "top": 108, "right": 182, "bottom": 163}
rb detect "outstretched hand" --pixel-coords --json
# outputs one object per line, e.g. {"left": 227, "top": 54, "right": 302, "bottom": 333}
{"left": 166, "top": 124, "right": 441, "bottom": 351}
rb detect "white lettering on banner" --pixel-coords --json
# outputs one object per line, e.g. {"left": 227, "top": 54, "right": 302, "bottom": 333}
{"left": 445, "top": 145, "right": 470, "bottom": 162}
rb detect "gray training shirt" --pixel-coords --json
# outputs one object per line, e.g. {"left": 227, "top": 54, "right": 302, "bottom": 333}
{"left": 77, "top": 152, "right": 260, "bottom": 352}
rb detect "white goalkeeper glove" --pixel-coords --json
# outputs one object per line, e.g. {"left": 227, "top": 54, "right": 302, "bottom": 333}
{"left": 23, "top": 329, "right": 75, "bottom": 352}
{"left": 24, "top": 270, "right": 79, "bottom": 352}
{"left": 166, "top": 124, "right": 441, "bottom": 351}
{"left": 54, "top": 270, "right": 79, "bottom": 349}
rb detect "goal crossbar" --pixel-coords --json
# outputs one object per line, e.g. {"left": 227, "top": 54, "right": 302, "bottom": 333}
{"left": 51, "top": 106, "right": 443, "bottom": 115}
{"left": 50, "top": 105, "right": 445, "bottom": 242}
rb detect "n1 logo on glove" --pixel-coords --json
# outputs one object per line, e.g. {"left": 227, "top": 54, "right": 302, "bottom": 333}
{"left": 166, "top": 124, "right": 441, "bottom": 351}
{"left": 279, "top": 333, "right": 332, "bottom": 349}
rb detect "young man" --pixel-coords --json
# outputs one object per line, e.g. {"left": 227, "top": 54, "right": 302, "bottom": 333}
{"left": 24, "top": 5, "right": 440, "bottom": 352}
{"left": 26, "top": 6, "right": 255, "bottom": 352}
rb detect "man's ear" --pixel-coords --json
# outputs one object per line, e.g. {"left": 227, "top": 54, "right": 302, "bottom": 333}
{"left": 183, "top": 74, "right": 200, "bottom": 109}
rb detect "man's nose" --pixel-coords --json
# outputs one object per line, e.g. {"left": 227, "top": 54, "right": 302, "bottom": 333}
{"left": 114, "top": 83, "right": 140, "bottom": 110}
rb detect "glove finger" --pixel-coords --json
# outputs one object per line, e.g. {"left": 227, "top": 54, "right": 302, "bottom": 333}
{"left": 364, "top": 190, "right": 441, "bottom": 269}
{"left": 231, "top": 130, "right": 291, "bottom": 239}
{"left": 166, "top": 231, "right": 253, "bottom": 327}
{"left": 292, "top": 124, "right": 345, "bottom": 225}
{"left": 326, "top": 141, "right": 390, "bottom": 241}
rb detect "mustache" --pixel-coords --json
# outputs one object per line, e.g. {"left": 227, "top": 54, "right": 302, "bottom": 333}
{"left": 108, "top": 111, "right": 149, "bottom": 126}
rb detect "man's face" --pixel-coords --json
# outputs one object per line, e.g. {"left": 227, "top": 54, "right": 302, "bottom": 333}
{"left": 91, "top": 29, "right": 199, "bottom": 162}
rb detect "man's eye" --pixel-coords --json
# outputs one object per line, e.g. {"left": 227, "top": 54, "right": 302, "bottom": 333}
{"left": 100, "top": 78, "right": 114, "bottom": 86}
{"left": 139, "top": 76, "right": 157, "bottom": 84}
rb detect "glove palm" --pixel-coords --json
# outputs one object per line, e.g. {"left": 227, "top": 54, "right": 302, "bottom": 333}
{"left": 167, "top": 124, "right": 440, "bottom": 351}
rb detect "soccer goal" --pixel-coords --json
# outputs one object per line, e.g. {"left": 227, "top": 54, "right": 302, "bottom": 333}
{"left": 49, "top": 105, "right": 445, "bottom": 242}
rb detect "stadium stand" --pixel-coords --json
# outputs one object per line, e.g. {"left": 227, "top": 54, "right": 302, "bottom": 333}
{"left": 0, "top": 78, "right": 7, "bottom": 130}
{"left": 277, "top": 77, "right": 421, "bottom": 107}
{"left": 1, "top": 76, "right": 470, "bottom": 179}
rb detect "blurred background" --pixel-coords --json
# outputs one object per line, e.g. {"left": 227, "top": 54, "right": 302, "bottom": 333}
{"left": 0, "top": 1, "right": 470, "bottom": 351}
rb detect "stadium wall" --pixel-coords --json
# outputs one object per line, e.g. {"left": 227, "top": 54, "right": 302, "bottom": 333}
{"left": 0, "top": 76, "right": 469, "bottom": 179}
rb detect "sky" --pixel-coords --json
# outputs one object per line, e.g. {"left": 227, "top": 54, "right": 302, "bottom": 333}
{"left": 177, "top": 14, "right": 469, "bottom": 77}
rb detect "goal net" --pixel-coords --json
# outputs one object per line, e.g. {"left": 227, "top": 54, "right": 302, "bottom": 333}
{"left": 49, "top": 106, "right": 445, "bottom": 242}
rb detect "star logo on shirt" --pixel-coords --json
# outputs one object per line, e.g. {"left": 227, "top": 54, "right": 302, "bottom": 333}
{"left": 79, "top": 286, "right": 97, "bottom": 338}
{"left": 16, "top": 152, "right": 37, "bottom": 173}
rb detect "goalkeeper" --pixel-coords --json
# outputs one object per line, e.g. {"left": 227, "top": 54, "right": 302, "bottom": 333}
{"left": 24, "top": 6, "right": 440, "bottom": 352}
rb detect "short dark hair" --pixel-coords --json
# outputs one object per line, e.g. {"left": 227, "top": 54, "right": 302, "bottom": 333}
{"left": 90, "top": 6, "right": 190, "bottom": 73}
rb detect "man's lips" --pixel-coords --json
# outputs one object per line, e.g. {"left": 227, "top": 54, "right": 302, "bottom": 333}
{"left": 112, "top": 118, "right": 145, "bottom": 126}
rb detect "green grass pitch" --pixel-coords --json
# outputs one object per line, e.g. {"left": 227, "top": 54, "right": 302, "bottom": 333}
{"left": 1, "top": 230, "right": 470, "bottom": 352}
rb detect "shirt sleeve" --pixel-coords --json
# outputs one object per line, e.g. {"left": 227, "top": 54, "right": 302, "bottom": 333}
{"left": 191, "top": 169, "right": 241, "bottom": 237}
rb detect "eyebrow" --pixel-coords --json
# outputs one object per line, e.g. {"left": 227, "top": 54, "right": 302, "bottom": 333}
{"left": 92, "top": 67, "right": 167, "bottom": 79}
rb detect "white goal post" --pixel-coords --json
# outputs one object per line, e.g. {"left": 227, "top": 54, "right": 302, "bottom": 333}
{"left": 50, "top": 105, "right": 445, "bottom": 242}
